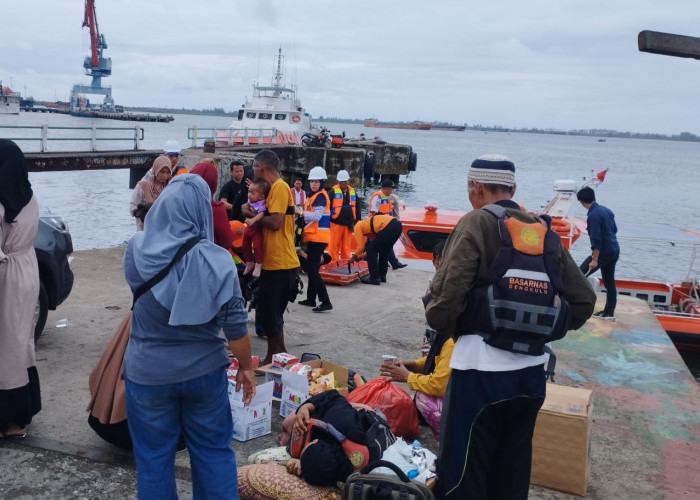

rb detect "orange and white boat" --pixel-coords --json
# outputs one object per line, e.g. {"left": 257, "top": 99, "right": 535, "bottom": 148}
{"left": 588, "top": 231, "right": 700, "bottom": 349}
{"left": 591, "top": 277, "right": 700, "bottom": 349}
{"left": 395, "top": 178, "right": 586, "bottom": 261}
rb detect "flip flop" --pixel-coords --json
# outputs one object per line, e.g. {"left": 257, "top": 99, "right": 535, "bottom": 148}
{"left": 0, "top": 429, "right": 27, "bottom": 440}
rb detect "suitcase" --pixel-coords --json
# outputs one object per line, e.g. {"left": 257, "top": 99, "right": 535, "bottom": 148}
{"left": 342, "top": 460, "right": 435, "bottom": 500}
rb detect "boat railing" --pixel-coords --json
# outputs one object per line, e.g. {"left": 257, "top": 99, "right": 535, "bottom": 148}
{"left": 0, "top": 124, "right": 145, "bottom": 152}
{"left": 188, "top": 127, "right": 279, "bottom": 147}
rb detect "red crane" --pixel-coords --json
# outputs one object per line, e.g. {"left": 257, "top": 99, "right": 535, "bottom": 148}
{"left": 81, "top": 0, "right": 110, "bottom": 79}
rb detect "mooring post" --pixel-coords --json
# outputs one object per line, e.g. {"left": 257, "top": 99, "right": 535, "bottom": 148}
{"left": 90, "top": 125, "right": 97, "bottom": 151}
{"left": 191, "top": 126, "right": 198, "bottom": 148}
{"left": 134, "top": 125, "right": 141, "bottom": 151}
{"left": 40, "top": 125, "right": 48, "bottom": 153}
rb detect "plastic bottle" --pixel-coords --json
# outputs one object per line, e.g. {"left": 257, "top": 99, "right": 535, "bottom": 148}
{"left": 411, "top": 439, "right": 427, "bottom": 472}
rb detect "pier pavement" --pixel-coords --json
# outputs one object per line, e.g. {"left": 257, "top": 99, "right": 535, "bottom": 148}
{"left": 1, "top": 247, "right": 699, "bottom": 498}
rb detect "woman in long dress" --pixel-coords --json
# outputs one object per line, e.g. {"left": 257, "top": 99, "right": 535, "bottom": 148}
{"left": 0, "top": 139, "right": 41, "bottom": 439}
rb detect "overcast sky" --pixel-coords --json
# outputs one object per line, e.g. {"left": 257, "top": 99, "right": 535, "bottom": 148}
{"left": 2, "top": 1, "right": 699, "bottom": 135}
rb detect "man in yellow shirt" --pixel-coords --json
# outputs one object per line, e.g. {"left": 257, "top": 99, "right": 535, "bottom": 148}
{"left": 242, "top": 150, "right": 300, "bottom": 365}
{"left": 350, "top": 214, "right": 402, "bottom": 285}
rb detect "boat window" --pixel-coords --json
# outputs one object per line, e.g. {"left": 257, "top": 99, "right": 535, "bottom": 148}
{"left": 406, "top": 230, "right": 449, "bottom": 253}
{"left": 274, "top": 114, "right": 286, "bottom": 120}
{"left": 238, "top": 109, "right": 244, "bottom": 120}
{"left": 246, "top": 112, "right": 256, "bottom": 119}
{"left": 259, "top": 113, "right": 272, "bottom": 120}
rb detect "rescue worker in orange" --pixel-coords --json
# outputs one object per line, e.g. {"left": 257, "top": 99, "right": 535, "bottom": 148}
{"left": 368, "top": 179, "right": 407, "bottom": 270}
{"left": 297, "top": 167, "right": 333, "bottom": 312}
{"left": 350, "top": 213, "right": 402, "bottom": 285}
{"left": 327, "top": 170, "right": 358, "bottom": 263}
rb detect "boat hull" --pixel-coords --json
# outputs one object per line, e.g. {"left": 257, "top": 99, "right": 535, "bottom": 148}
{"left": 364, "top": 120, "right": 432, "bottom": 130}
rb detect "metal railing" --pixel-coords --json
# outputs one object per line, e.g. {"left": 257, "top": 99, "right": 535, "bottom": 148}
{"left": 187, "top": 126, "right": 278, "bottom": 147}
{"left": 0, "top": 124, "right": 145, "bottom": 152}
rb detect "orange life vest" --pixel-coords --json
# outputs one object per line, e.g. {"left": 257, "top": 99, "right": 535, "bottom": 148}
{"left": 303, "top": 190, "right": 331, "bottom": 243}
{"left": 330, "top": 184, "right": 356, "bottom": 220}
{"left": 369, "top": 191, "right": 392, "bottom": 214}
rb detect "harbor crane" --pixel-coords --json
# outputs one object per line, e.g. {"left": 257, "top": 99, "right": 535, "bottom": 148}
{"left": 70, "top": 0, "right": 114, "bottom": 111}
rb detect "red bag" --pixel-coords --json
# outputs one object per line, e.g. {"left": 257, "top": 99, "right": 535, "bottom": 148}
{"left": 346, "top": 377, "right": 419, "bottom": 439}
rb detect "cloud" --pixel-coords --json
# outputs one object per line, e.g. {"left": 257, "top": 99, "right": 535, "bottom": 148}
{"left": 2, "top": 0, "right": 699, "bottom": 134}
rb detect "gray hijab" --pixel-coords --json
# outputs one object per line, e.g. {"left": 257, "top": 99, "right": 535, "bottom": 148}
{"left": 124, "top": 174, "right": 237, "bottom": 325}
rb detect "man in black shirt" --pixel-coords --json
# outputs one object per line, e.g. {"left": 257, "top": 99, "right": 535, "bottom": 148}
{"left": 218, "top": 160, "right": 249, "bottom": 221}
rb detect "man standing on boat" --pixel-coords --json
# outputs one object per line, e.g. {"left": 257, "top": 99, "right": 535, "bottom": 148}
{"left": 327, "top": 170, "right": 358, "bottom": 263}
{"left": 426, "top": 154, "right": 595, "bottom": 499}
{"left": 241, "top": 150, "right": 300, "bottom": 365}
{"left": 577, "top": 186, "right": 619, "bottom": 321}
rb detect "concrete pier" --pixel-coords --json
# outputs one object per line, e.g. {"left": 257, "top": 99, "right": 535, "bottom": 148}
{"left": 1, "top": 247, "right": 699, "bottom": 498}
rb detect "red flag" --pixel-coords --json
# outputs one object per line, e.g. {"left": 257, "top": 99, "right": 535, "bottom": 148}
{"left": 596, "top": 169, "right": 608, "bottom": 182}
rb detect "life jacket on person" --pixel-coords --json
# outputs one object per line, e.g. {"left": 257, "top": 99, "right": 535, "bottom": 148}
{"left": 369, "top": 191, "right": 392, "bottom": 214}
{"left": 458, "top": 204, "right": 572, "bottom": 356}
{"left": 289, "top": 414, "right": 396, "bottom": 470}
{"left": 171, "top": 165, "right": 189, "bottom": 177}
{"left": 303, "top": 190, "right": 331, "bottom": 243}
{"left": 330, "top": 184, "right": 356, "bottom": 220}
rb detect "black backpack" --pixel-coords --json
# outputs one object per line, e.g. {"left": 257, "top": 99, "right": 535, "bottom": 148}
{"left": 459, "top": 204, "right": 572, "bottom": 356}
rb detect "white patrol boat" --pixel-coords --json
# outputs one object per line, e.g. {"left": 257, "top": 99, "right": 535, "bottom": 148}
{"left": 216, "top": 48, "right": 313, "bottom": 146}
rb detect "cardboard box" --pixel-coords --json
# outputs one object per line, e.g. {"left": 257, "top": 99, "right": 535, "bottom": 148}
{"left": 303, "top": 359, "right": 349, "bottom": 397}
{"left": 530, "top": 383, "right": 593, "bottom": 496}
{"left": 256, "top": 364, "right": 284, "bottom": 400}
{"left": 280, "top": 369, "right": 310, "bottom": 418}
{"left": 229, "top": 380, "right": 274, "bottom": 442}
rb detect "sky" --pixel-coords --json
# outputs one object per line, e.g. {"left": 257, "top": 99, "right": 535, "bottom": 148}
{"left": 2, "top": 0, "right": 700, "bottom": 135}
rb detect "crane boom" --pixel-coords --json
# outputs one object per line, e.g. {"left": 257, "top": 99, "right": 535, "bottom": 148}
{"left": 83, "top": 0, "right": 100, "bottom": 68}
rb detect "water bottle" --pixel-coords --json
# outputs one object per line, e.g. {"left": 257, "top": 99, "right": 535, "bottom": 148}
{"left": 411, "top": 439, "right": 427, "bottom": 472}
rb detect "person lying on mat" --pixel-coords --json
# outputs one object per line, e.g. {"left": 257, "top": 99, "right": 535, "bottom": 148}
{"left": 283, "top": 390, "right": 395, "bottom": 486}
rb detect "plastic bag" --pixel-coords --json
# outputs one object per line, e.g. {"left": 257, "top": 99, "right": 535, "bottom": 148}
{"left": 347, "top": 377, "right": 419, "bottom": 439}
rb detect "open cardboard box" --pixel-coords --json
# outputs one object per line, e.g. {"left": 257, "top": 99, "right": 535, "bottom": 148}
{"left": 530, "top": 383, "right": 593, "bottom": 496}
{"left": 302, "top": 359, "right": 349, "bottom": 397}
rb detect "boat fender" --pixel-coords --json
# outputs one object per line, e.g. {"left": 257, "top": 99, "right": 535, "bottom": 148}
{"left": 408, "top": 152, "right": 418, "bottom": 172}
{"left": 363, "top": 151, "right": 376, "bottom": 181}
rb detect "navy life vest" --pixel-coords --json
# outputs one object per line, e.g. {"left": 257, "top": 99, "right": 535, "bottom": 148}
{"left": 458, "top": 204, "right": 572, "bottom": 356}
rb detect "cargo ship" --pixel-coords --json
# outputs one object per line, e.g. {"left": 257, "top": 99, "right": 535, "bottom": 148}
{"left": 432, "top": 122, "right": 466, "bottom": 131}
{"left": 364, "top": 119, "right": 432, "bottom": 130}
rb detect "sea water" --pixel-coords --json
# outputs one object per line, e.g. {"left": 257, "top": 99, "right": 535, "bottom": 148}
{"left": 7, "top": 111, "right": 699, "bottom": 377}
{"left": 10, "top": 112, "right": 698, "bottom": 283}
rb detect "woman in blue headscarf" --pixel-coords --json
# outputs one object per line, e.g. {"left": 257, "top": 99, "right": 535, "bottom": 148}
{"left": 123, "top": 174, "right": 255, "bottom": 499}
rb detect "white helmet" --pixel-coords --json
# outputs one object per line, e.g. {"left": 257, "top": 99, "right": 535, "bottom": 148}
{"left": 308, "top": 166, "right": 327, "bottom": 180}
{"left": 336, "top": 170, "right": 350, "bottom": 182}
{"left": 163, "top": 139, "right": 181, "bottom": 155}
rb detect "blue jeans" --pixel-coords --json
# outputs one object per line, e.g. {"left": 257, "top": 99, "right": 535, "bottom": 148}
{"left": 125, "top": 368, "right": 238, "bottom": 500}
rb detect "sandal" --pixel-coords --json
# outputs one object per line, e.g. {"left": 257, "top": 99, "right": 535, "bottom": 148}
{"left": 0, "top": 428, "right": 27, "bottom": 440}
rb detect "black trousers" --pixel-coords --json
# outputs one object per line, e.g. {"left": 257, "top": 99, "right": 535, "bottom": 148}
{"left": 305, "top": 241, "right": 331, "bottom": 305}
{"left": 580, "top": 250, "right": 619, "bottom": 315}
{"left": 366, "top": 219, "right": 402, "bottom": 280}
{"left": 436, "top": 365, "right": 545, "bottom": 500}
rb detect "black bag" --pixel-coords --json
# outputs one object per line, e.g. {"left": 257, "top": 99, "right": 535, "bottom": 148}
{"left": 288, "top": 271, "right": 304, "bottom": 303}
{"left": 342, "top": 460, "right": 435, "bottom": 500}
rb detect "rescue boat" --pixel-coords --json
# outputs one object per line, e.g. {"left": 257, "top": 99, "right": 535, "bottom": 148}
{"left": 590, "top": 277, "right": 700, "bottom": 349}
{"left": 395, "top": 179, "right": 586, "bottom": 261}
